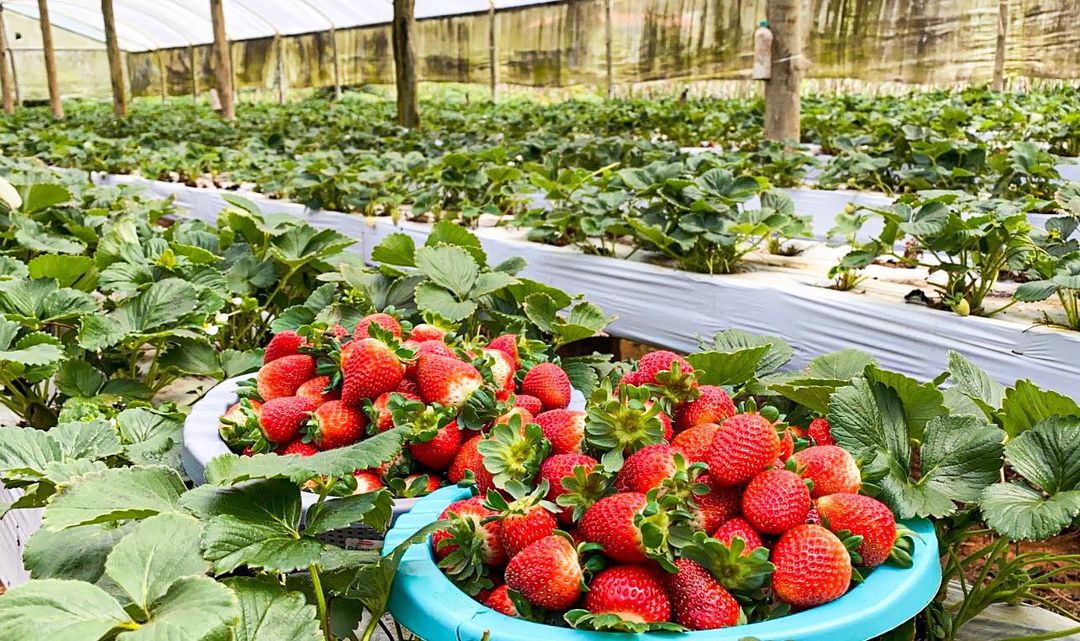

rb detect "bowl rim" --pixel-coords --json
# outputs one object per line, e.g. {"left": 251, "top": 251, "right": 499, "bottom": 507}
{"left": 384, "top": 486, "right": 942, "bottom": 641}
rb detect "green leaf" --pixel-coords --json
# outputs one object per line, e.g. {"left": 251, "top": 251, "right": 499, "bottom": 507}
{"left": 0, "top": 579, "right": 130, "bottom": 641}
{"left": 980, "top": 484, "right": 1080, "bottom": 542}
{"left": 119, "top": 575, "right": 238, "bottom": 641}
{"left": 51, "top": 419, "right": 123, "bottom": 460}
{"left": 687, "top": 346, "right": 770, "bottom": 387}
{"left": 426, "top": 221, "right": 487, "bottom": 266}
{"left": 271, "top": 225, "right": 353, "bottom": 268}
{"left": 947, "top": 351, "right": 1005, "bottom": 413}
{"left": 865, "top": 365, "right": 946, "bottom": 440}
{"left": 706, "top": 329, "right": 793, "bottom": 375}
{"left": 370, "top": 233, "right": 416, "bottom": 267}
{"left": 414, "top": 281, "right": 477, "bottom": 322}
{"left": 42, "top": 466, "right": 186, "bottom": 530}
{"left": 304, "top": 489, "right": 394, "bottom": 536}
{"left": 807, "top": 348, "right": 877, "bottom": 380}
{"left": 469, "top": 271, "right": 517, "bottom": 297}
{"left": 225, "top": 577, "right": 321, "bottom": 641}
{"left": 414, "top": 245, "right": 479, "bottom": 298}
{"left": 767, "top": 377, "right": 848, "bottom": 415}
{"left": 1014, "top": 280, "right": 1059, "bottom": 302}
{"left": 1002, "top": 380, "right": 1080, "bottom": 438}
{"left": 0, "top": 333, "right": 64, "bottom": 367}
{"left": 23, "top": 522, "right": 134, "bottom": 583}
{"left": 55, "top": 360, "right": 106, "bottom": 397}
{"left": 0, "top": 425, "right": 63, "bottom": 477}
{"left": 21, "top": 182, "right": 72, "bottom": 214}
{"left": 158, "top": 338, "right": 224, "bottom": 377}
{"left": 28, "top": 255, "right": 97, "bottom": 289}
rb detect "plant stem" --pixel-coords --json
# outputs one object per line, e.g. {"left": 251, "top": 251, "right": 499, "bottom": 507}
{"left": 308, "top": 563, "right": 332, "bottom": 641}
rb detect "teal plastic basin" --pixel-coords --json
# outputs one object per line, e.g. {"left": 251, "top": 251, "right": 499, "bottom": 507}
{"left": 385, "top": 486, "right": 941, "bottom": 641}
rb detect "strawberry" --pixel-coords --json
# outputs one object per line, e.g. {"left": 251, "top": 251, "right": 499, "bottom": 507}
{"left": 654, "top": 406, "right": 674, "bottom": 441}
{"left": 704, "top": 412, "right": 781, "bottom": 487}
{"left": 483, "top": 585, "right": 519, "bottom": 617}
{"left": 370, "top": 390, "right": 422, "bottom": 432}
{"left": 406, "top": 340, "right": 455, "bottom": 378}
{"left": 538, "top": 453, "right": 599, "bottom": 521}
{"left": 535, "top": 409, "right": 586, "bottom": 455}
{"left": 397, "top": 378, "right": 420, "bottom": 394}
{"left": 689, "top": 478, "right": 741, "bottom": 533}
{"left": 741, "top": 469, "right": 811, "bottom": 535}
{"left": 263, "top": 330, "right": 306, "bottom": 364}
{"left": 257, "top": 354, "right": 316, "bottom": 401}
{"left": 521, "top": 363, "right": 572, "bottom": 410}
{"left": 504, "top": 535, "right": 582, "bottom": 610}
{"left": 771, "top": 524, "right": 852, "bottom": 607}
{"left": 580, "top": 565, "right": 671, "bottom": 624}
{"left": 449, "top": 434, "right": 496, "bottom": 493}
{"left": 308, "top": 400, "right": 367, "bottom": 450}
{"left": 618, "top": 369, "right": 645, "bottom": 387}
{"left": 807, "top": 417, "right": 836, "bottom": 446}
{"left": 353, "top": 470, "right": 385, "bottom": 493}
{"left": 477, "top": 420, "right": 550, "bottom": 490}
{"left": 295, "top": 376, "right": 339, "bottom": 404}
{"left": 674, "top": 385, "right": 736, "bottom": 431}
{"left": 258, "top": 396, "right": 317, "bottom": 444}
{"left": 409, "top": 323, "right": 447, "bottom": 342}
{"left": 636, "top": 350, "right": 692, "bottom": 385}
{"left": 578, "top": 492, "right": 653, "bottom": 564}
{"left": 712, "top": 517, "right": 764, "bottom": 554}
{"left": 417, "top": 354, "right": 483, "bottom": 408}
{"left": 403, "top": 473, "right": 442, "bottom": 494}
{"left": 816, "top": 493, "right": 897, "bottom": 567}
{"left": 276, "top": 439, "right": 318, "bottom": 457}
{"left": 483, "top": 348, "right": 517, "bottom": 394}
{"left": 513, "top": 394, "right": 543, "bottom": 416}
{"left": 791, "top": 445, "right": 861, "bottom": 498}
{"left": 409, "top": 421, "right": 462, "bottom": 471}
{"left": 667, "top": 558, "right": 741, "bottom": 630}
{"left": 432, "top": 497, "right": 507, "bottom": 587}
{"left": 485, "top": 481, "right": 558, "bottom": 558}
{"left": 490, "top": 406, "right": 535, "bottom": 429}
{"left": 671, "top": 422, "right": 720, "bottom": 463}
{"left": 614, "top": 443, "right": 681, "bottom": 493}
{"left": 341, "top": 337, "right": 406, "bottom": 405}
{"left": 486, "top": 334, "right": 520, "bottom": 365}
{"left": 353, "top": 312, "right": 401, "bottom": 339}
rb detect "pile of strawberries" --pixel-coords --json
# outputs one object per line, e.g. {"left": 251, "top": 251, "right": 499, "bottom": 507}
{"left": 429, "top": 350, "right": 913, "bottom": 632}
{"left": 219, "top": 312, "right": 576, "bottom": 496}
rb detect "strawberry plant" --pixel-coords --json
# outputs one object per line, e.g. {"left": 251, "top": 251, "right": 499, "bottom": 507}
{"left": 1014, "top": 183, "right": 1080, "bottom": 328}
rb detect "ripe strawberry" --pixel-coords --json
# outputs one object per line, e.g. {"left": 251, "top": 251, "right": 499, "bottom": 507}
{"left": 487, "top": 482, "right": 558, "bottom": 557}
{"left": 712, "top": 517, "right": 764, "bottom": 554}
{"left": 353, "top": 312, "right": 401, "bottom": 339}
{"left": 741, "top": 469, "right": 811, "bottom": 535}
{"left": 486, "top": 334, "right": 520, "bottom": 366}
{"left": 791, "top": 445, "right": 861, "bottom": 498}
{"left": 295, "top": 376, "right": 339, "bottom": 404}
{"left": 705, "top": 413, "right": 781, "bottom": 487}
{"left": 816, "top": 493, "right": 897, "bottom": 567}
{"left": 579, "top": 492, "right": 652, "bottom": 563}
{"left": 674, "top": 385, "right": 736, "bottom": 431}
{"left": 778, "top": 428, "right": 796, "bottom": 461}
{"left": 405, "top": 340, "right": 455, "bottom": 379}
{"left": 409, "top": 323, "right": 446, "bottom": 343}
{"left": 409, "top": 421, "right": 462, "bottom": 471}
{"left": 397, "top": 378, "right": 420, "bottom": 394}
{"left": 535, "top": 409, "right": 586, "bottom": 455}
{"left": 615, "top": 444, "right": 681, "bottom": 493}
{"left": 690, "top": 478, "right": 741, "bottom": 533}
{"left": 514, "top": 394, "right": 543, "bottom": 416}
{"left": 341, "top": 337, "right": 406, "bottom": 405}
{"left": 808, "top": 417, "right": 836, "bottom": 446}
{"left": 370, "top": 390, "right": 422, "bottom": 432}
{"left": 636, "top": 350, "right": 692, "bottom": 385}
{"left": 538, "top": 453, "right": 598, "bottom": 520}
{"left": 771, "top": 524, "right": 852, "bottom": 607}
{"left": 667, "top": 558, "right": 741, "bottom": 630}
{"left": 432, "top": 497, "right": 506, "bottom": 566}
{"left": 353, "top": 470, "right": 385, "bottom": 493}
{"left": 258, "top": 396, "right": 317, "bottom": 444}
{"left": 655, "top": 406, "right": 674, "bottom": 441}
{"left": 257, "top": 354, "right": 316, "bottom": 401}
{"left": 221, "top": 399, "right": 262, "bottom": 428}
{"left": 504, "top": 535, "right": 582, "bottom": 610}
{"left": 671, "top": 422, "right": 720, "bottom": 463}
{"left": 490, "top": 406, "right": 535, "bottom": 430}
{"left": 483, "top": 348, "right": 517, "bottom": 393}
{"left": 449, "top": 434, "right": 496, "bottom": 494}
{"left": 417, "top": 354, "right": 483, "bottom": 408}
{"left": 618, "top": 369, "right": 646, "bottom": 387}
{"left": 582, "top": 565, "right": 671, "bottom": 624}
{"left": 263, "top": 330, "right": 306, "bottom": 364}
{"left": 483, "top": 585, "right": 519, "bottom": 617}
{"left": 308, "top": 400, "right": 367, "bottom": 450}
{"left": 276, "top": 439, "right": 318, "bottom": 457}
{"left": 521, "top": 363, "right": 572, "bottom": 410}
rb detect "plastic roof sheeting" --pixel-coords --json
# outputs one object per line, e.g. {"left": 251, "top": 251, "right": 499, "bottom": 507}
{"left": 0, "top": 0, "right": 554, "bottom": 52}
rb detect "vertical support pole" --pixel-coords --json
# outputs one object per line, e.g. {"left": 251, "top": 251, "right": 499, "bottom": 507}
{"left": 189, "top": 44, "right": 199, "bottom": 101}
{"left": 0, "top": 8, "right": 14, "bottom": 114}
{"left": 210, "top": 0, "right": 235, "bottom": 121}
{"left": 992, "top": 0, "right": 1008, "bottom": 91}
{"left": 101, "top": 0, "right": 126, "bottom": 116}
{"left": 392, "top": 0, "right": 419, "bottom": 127}
{"left": 157, "top": 51, "right": 167, "bottom": 102}
{"left": 275, "top": 34, "right": 286, "bottom": 104}
{"left": 763, "top": 0, "right": 803, "bottom": 141}
{"left": 329, "top": 28, "right": 341, "bottom": 100}
{"left": 604, "top": 0, "right": 613, "bottom": 98}
{"left": 9, "top": 44, "right": 19, "bottom": 106}
{"left": 36, "top": 0, "right": 63, "bottom": 119}
{"left": 488, "top": 1, "right": 497, "bottom": 103}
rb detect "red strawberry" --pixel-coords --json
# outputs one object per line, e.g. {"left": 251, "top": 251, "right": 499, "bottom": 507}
{"left": 771, "top": 524, "right": 852, "bottom": 607}
{"left": 487, "top": 484, "right": 558, "bottom": 558}
{"left": 582, "top": 565, "right": 671, "bottom": 624}
{"left": 579, "top": 492, "right": 651, "bottom": 563}
{"left": 806, "top": 506, "right": 822, "bottom": 525}
{"left": 308, "top": 400, "right": 367, "bottom": 450}
{"left": 353, "top": 470, "right": 385, "bottom": 493}
{"left": 615, "top": 444, "right": 681, "bottom": 493}
{"left": 257, "top": 354, "right": 316, "bottom": 401}
{"left": 514, "top": 394, "right": 543, "bottom": 416}
{"left": 636, "top": 350, "right": 693, "bottom": 385}
{"left": 504, "top": 535, "right": 582, "bottom": 610}
{"left": 353, "top": 312, "right": 401, "bottom": 339}
{"left": 490, "top": 406, "right": 535, "bottom": 429}
{"left": 295, "top": 376, "right": 339, "bottom": 404}
{"left": 667, "top": 558, "right": 741, "bottom": 630}
{"left": 538, "top": 453, "right": 598, "bottom": 513}
{"left": 535, "top": 409, "right": 586, "bottom": 455}
{"left": 448, "top": 435, "right": 496, "bottom": 493}
{"left": 815, "top": 493, "right": 897, "bottom": 568}
{"left": 690, "top": 478, "right": 741, "bottom": 533}
{"left": 370, "top": 390, "right": 422, "bottom": 432}
{"left": 409, "top": 421, "right": 462, "bottom": 471}
{"left": 655, "top": 407, "right": 674, "bottom": 441}
{"left": 808, "top": 417, "right": 836, "bottom": 446}
{"left": 406, "top": 340, "right": 455, "bottom": 378}
{"left": 712, "top": 517, "right": 764, "bottom": 554}
{"left": 258, "top": 396, "right": 317, "bottom": 444}
{"left": 341, "top": 337, "right": 406, "bottom": 405}
{"left": 705, "top": 413, "right": 781, "bottom": 487}
{"left": 276, "top": 439, "right": 318, "bottom": 457}
{"left": 484, "top": 348, "right": 517, "bottom": 393}
{"left": 521, "top": 363, "right": 571, "bottom": 410}
{"left": 431, "top": 497, "right": 506, "bottom": 566}
{"left": 741, "top": 469, "right": 811, "bottom": 535}
{"left": 619, "top": 369, "right": 646, "bottom": 387}
{"left": 483, "top": 585, "right": 519, "bottom": 617}
{"left": 486, "top": 334, "right": 520, "bottom": 366}
{"left": 791, "top": 445, "right": 861, "bottom": 498}
{"left": 671, "top": 422, "right": 720, "bottom": 463}
{"left": 417, "top": 354, "right": 483, "bottom": 408}
{"left": 778, "top": 428, "right": 795, "bottom": 461}
{"left": 397, "top": 378, "right": 420, "bottom": 394}
{"left": 409, "top": 323, "right": 446, "bottom": 342}
{"left": 404, "top": 473, "right": 442, "bottom": 494}
{"left": 674, "top": 385, "right": 736, "bottom": 431}
{"left": 263, "top": 330, "right": 306, "bottom": 364}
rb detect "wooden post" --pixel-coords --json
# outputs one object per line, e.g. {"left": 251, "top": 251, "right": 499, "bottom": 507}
{"left": 157, "top": 51, "right": 168, "bottom": 102}
{"left": 991, "top": 0, "right": 1008, "bottom": 91}
{"left": 36, "top": 0, "right": 63, "bottom": 118}
{"left": 101, "top": 0, "right": 126, "bottom": 116}
{"left": 9, "top": 43, "right": 19, "bottom": 106}
{"left": 329, "top": 28, "right": 341, "bottom": 100}
{"left": 275, "top": 34, "right": 286, "bottom": 104}
{"left": 604, "top": 0, "right": 613, "bottom": 98}
{"left": 0, "top": 8, "right": 14, "bottom": 114}
{"left": 763, "top": 0, "right": 803, "bottom": 141}
{"left": 189, "top": 45, "right": 199, "bottom": 101}
{"left": 392, "top": 0, "right": 419, "bottom": 128}
{"left": 210, "top": 0, "right": 235, "bottom": 121}
{"left": 488, "top": 1, "right": 496, "bottom": 102}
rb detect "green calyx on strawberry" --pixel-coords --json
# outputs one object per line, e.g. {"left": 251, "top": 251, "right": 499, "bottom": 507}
{"left": 648, "top": 359, "right": 700, "bottom": 405}
{"left": 585, "top": 382, "right": 666, "bottom": 470}
{"left": 476, "top": 417, "right": 551, "bottom": 490}
{"left": 555, "top": 463, "right": 613, "bottom": 523}
{"left": 386, "top": 473, "right": 439, "bottom": 498}
{"left": 564, "top": 609, "right": 685, "bottom": 634}
{"left": 218, "top": 398, "right": 263, "bottom": 451}
{"left": 484, "top": 480, "right": 560, "bottom": 557}
{"left": 387, "top": 393, "right": 455, "bottom": 442}
{"left": 483, "top": 479, "right": 558, "bottom": 517}
{"left": 678, "top": 529, "right": 776, "bottom": 594}
{"left": 454, "top": 386, "right": 502, "bottom": 430}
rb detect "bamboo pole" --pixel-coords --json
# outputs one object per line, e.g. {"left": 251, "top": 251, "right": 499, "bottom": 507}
{"left": 488, "top": 0, "right": 497, "bottom": 103}
{"left": 392, "top": 0, "right": 419, "bottom": 127}
{"left": 992, "top": 0, "right": 1009, "bottom": 91}
{"left": 9, "top": 43, "right": 18, "bottom": 106}
{"left": 36, "top": 0, "right": 63, "bottom": 118}
{"left": 763, "top": 0, "right": 803, "bottom": 141}
{"left": 604, "top": 0, "right": 613, "bottom": 98}
{"left": 209, "top": 0, "right": 235, "bottom": 121}
{"left": 275, "top": 34, "right": 286, "bottom": 104}
{"left": 329, "top": 27, "right": 341, "bottom": 100}
{"left": 189, "top": 44, "right": 199, "bottom": 101}
{"left": 0, "top": 8, "right": 14, "bottom": 114}
{"left": 101, "top": 0, "right": 126, "bottom": 116}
